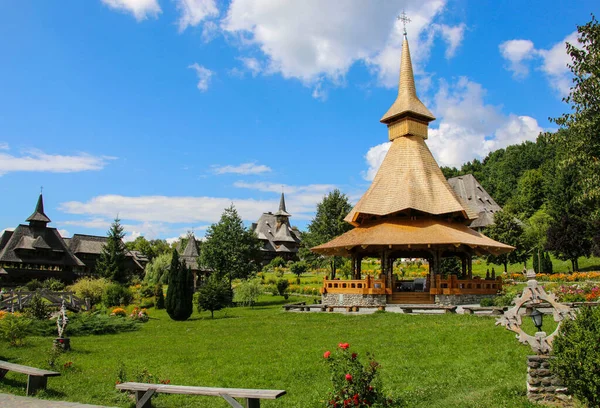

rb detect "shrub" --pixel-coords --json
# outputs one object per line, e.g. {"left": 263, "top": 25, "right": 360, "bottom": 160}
{"left": 43, "top": 278, "right": 65, "bottom": 291}
{"left": 139, "top": 284, "right": 154, "bottom": 298}
{"left": 323, "top": 342, "right": 397, "bottom": 407}
{"left": 276, "top": 278, "right": 289, "bottom": 297}
{"left": 479, "top": 297, "right": 494, "bottom": 307}
{"left": 165, "top": 250, "right": 194, "bottom": 321}
{"left": 552, "top": 306, "right": 600, "bottom": 407}
{"left": 67, "top": 277, "right": 110, "bottom": 305}
{"left": 197, "top": 275, "right": 232, "bottom": 318}
{"left": 111, "top": 307, "right": 127, "bottom": 317}
{"left": 233, "top": 279, "right": 263, "bottom": 307}
{"left": 0, "top": 313, "right": 32, "bottom": 346}
{"left": 102, "top": 284, "right": 133, "bottom": 308}
{"left": 24, "top": 292, "right": 51, "bottom": 320}
{"left": 25, "top": 279, "right": 43, "bottom": 291}
{"left": 30, "top": 312, "right": 140, "bottom": 336}
{"left": 269, "top": 256, "right": 286, "bottom": 269}
{"left": 154, "top": 284, "right": 165, "bottom": 309}
{"left": 290, "top": 261, "right": 308, "bottom": 278}
{"left": 129, "top": 307, "right": 149, "bottom": 322}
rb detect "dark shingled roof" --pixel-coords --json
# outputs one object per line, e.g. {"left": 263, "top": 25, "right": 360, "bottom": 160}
{"left": 0, "top": 224, "right": 84, "bottom": 266}
{"left": 181, "top": 235, "right": 200, "bottom": 271}
{"left": 26, "top": 194, "right": 51, "bottom": 224}
{"left": 447, "top": 174, "right": 502, "bottom": 229}
{"left": 253, "top": 211, "right": 301, "bottom": 254}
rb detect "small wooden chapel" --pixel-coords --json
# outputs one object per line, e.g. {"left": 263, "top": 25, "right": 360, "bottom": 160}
{"left": 312, "top": 25, "right": 513, "bottom": 306}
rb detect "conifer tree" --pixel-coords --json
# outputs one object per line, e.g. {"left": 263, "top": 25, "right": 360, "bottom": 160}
{"left": 154, "top": 283, "right": 165, "bottom": 309}
{"left": 165, "top": 249, "right": 193, "bottom": 321}
{"left": 96, "top": 218, "right": 128, "bottom": 283}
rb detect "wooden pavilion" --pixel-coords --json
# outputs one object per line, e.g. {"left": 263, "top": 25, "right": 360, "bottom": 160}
{"left": 312, "top": 33, "right": 513, "bottom": 306}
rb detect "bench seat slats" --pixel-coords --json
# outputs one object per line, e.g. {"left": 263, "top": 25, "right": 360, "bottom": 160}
{"left": 117, "top": 382, "right": 286, "bottom": 399}
{"left": 0, "top": 361, "right": 60, "bottom": 377}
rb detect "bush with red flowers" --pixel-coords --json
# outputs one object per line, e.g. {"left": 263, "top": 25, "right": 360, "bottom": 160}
{"left": 323, "top": 342, "right": 398, "bottom": 407}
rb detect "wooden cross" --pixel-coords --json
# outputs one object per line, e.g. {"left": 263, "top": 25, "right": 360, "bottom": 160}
{"left": 397, "top": 11, "right": 411, "bottom": 36}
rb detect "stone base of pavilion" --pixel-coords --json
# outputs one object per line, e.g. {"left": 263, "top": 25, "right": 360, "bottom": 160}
{"left": 321, "top": 275, "right": 502, "bottom": 307}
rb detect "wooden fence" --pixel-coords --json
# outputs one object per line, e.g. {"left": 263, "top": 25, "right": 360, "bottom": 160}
{"left": 0, "top": 289, "right": 89, "bottom": 312}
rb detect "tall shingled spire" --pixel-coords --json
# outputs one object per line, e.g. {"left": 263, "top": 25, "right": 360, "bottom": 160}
{"left": 343, "top": 27, "right": 476, "bottom": 226}
{"left": 26, "top": 194, "right": 51, "bottom": 227}
{"left": 380, "top": 34, "right": 435, "bottom": 140}
{"left": 275, "top": 192, "right": 291, "bottom": 217}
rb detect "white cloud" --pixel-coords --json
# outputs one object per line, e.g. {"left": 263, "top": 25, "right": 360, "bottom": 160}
{"left": 499, "top": 32, "right": 578, "bottom": 96}
{"left": 0, "top": 142, "right": 8, "bottom": 150}
{"left": 0, "top": 148, "right": 115, "bottom": 176}
{"left": 175, "top": 0, "right": 219, "bottom": 32}
{"left": 363, "top": 76, "right": 544, "bottom": 176}
{"left": 239, "top": 57, "right": 261, "bottom": 77}
{"left": 435, "top": 23, "right": 466, "bottom": 59}
{"left": 222, "top": 0, "right": 464, "bottom": 90}
{"left": 101, "top": 0, "right": 161, "bottom": 21}
{"left": 211, "top": 162, "right": 271, "bottom": 175}
{"left": 188, "top": 63, "right": 214, "bottom": 91}
{"left": 58, "top": 229, "right": 70, "bottom": 238}
{"left": 123, "top": 230, "right": 142, "bottom": 243}
{"left": 499, "top": 39, "right": 537, "bottom": 78}
{"left": 202, "top": 21, "right": 219, "bottom": 42}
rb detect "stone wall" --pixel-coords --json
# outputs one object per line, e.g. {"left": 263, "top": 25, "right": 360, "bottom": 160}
{"left": 435, "top": 294, "right": 496, "bottom": 305}
{"left": 527, "top": 355, "right": 569, "bottom": 404}
{"left": 321, "top": 293, "right": 386, "bottom": 307}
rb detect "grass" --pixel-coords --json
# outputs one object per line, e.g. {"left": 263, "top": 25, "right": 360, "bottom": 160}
{"left": 0, "top": 295, "right": 539, "bottom": 408}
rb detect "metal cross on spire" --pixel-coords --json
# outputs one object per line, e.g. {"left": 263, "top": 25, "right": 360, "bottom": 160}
{"left": 398, "top": 11, "right": 411, "bottom": 37}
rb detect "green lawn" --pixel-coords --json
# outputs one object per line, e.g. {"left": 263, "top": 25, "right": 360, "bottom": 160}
{"left": 0, "top": 296, "right": 540, "bottom": 408}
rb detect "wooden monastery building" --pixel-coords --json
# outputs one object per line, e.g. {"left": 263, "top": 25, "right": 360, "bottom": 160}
{"left": 251, "top": 193, "right": 301, "bottom": 264}
{"left": 0, "top": 194, "right": 145, "bottom": 285}
{"left": 312, "top": 32, "right": 513, "bottom": 306}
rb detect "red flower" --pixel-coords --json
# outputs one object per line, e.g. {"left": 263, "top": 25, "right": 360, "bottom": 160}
{"left": 353, "top": 394, "right": 360, "bottom": 405}
{"left": 351, "top": 353, "right": 357, "bottom": 360}
{"left": 345, "top": 373, "right": 353, "bottom": 381}
{"left": 59, "top": 339, "right": 64, "bottom": 344}
{"left": 338, "top": 342, "right": 350, "bottom": 350}
{"left": 324, "top": 351, "right": 331, "bottom": 359}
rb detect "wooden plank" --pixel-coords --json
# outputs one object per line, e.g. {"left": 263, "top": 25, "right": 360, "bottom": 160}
{"left": 116, "top": 382, "right": 286, "bottom": 400}
{"left": 0, "top": 361, "right": 60, "bottom": 377}
{"left": 26, "top": 375, "right": 47, "bottom": 396}
{"left": 135, "top": 389, "right": 155, "bottom": 408}
{"left": 220, "top": 394, "right": 244, "bottom": 408}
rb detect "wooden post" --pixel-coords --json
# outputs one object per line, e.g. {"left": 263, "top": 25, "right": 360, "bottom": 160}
{"left": 246, "top": 398, "right": 260, "bottom": 408}
{"left": 467, "top": 254, "right": 473, "bottom": 279}
{"left": 357, "top": 255, "right": 362, "bottom": 278}
{"left": 461, "top": 256, "right": 467, "bottom": 278}
{"left": 26, "top": 376, "right": 47, "bottom": 396}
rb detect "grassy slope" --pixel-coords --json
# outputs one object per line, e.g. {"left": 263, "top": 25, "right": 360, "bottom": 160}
{"left": 0, "top": 296, "right": 536, "bottom": 408}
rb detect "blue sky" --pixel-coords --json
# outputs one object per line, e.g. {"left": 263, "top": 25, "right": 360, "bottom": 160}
{"left": 0, "top": 0, "right": 598, "bottom": 242}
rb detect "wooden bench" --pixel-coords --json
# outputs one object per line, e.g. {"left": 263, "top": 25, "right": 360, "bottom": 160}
{"left": 283, "top": 302, "right": 305, "bottom": 311}
{"left": 323, "top": 305, "right": 386, "bottom": 312}
{"left": 116, "top": 381, "right": 286, "bottom": 408}
{"left": 400, "top": 305, "right": 457, "bottom": 314}
{"left": 462, "top": 306, "right": 505, "bottom": 315}
{"left": 0, "top": 360, "right": 60, "bottom": 396}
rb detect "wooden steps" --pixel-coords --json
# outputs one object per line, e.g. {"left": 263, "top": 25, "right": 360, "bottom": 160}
{"left": 387, "top": 292, "right": 434, "bottom": 304}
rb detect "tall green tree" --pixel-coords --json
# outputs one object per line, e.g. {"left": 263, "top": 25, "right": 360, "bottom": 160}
{"left": 165, "top": 249, "right": 193, "bottom": 321}
{"left": 200, "top": 205, "right": 262, "bottom": 286}
{"left": 300, "top": 189, "right": 353, "bottom": 278}
{"left": 96, "top": 218, "right": 128, "bottom": 283}
{"left": 525, "top": 209, "right": 553, "bottom": 273}
{"left": 546, "top": 214, "right": 592, "bottom": 272}
{"left": 197, "top": 275, "right": 232, "bottom": 318}
{"left": 551, "top": 15, "right": 600, "bottom": 216}
{"left": 125, "top": 236, "right": 171, "bottom": 261}
{"left": 484, "top": 210, "right": 530, "bottom": 273}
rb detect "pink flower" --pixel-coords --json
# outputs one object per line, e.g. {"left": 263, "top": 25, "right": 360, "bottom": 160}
{"left": 345, "top": 373, "right": 353, "bottom": 381}
{"left": 338, "top": 342, "right": 350, "bottom": 350}
{"left": 324, "top": 351, "right": 331, "bottom": 359}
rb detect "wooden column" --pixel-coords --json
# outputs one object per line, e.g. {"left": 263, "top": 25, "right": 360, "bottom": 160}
{"left": 461, "top": 255, "right": 467, "bottom": 279}
{"left": 467, "top": 254, "right": 473, "bottom": 279}
{"left": 356, "top": 255, "right": 362, "bottom": 279}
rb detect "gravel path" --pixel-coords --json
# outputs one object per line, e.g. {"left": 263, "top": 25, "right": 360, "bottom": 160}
{"left": 0, "top": 393, "right": 116, "bottom": 408}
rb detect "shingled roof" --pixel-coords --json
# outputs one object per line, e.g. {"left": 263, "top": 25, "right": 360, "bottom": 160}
{"left": 252, "top": 192, "right": 301, "bottom": 255}
{"left": 181, "top": 234, "right": 200, "bottom": 271}
{"left": 447, "top": 174, "right": 502, "bottom": 229}
{"left": 26, "top": 194, "right": 51, "bottom": 224}
{"left": 0, "top": 224, "right": 83, "bottom": 266}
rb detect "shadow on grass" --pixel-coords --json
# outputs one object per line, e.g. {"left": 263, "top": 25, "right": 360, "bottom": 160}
{"left": 0, "top": 377, "right": 66, "bottom": 399}
{"left": 579, "top": 263, "right": 600, "bottom": 272}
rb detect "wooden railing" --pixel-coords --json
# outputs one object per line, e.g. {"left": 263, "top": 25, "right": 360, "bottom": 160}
{"left": 322, "top": 276, "right": 389, "bottom": 295}
{"left": 428, "top": 275, "right": 502, "bottom": 295}
{"left": 0, "top": 289, "right": 89, "bottom": 312}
